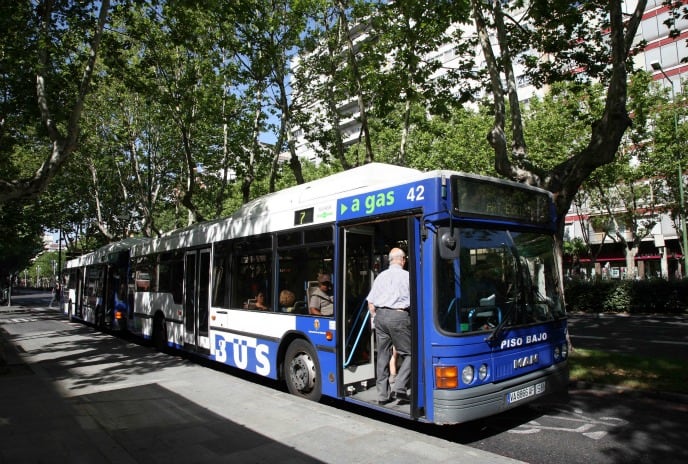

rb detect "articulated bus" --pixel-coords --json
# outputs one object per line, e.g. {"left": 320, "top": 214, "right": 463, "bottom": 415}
{"left": 63, "top": 238, "right": 148, "bottom": 331}
{"left": 64, "top": 163, "right": 568, "bottom": 425}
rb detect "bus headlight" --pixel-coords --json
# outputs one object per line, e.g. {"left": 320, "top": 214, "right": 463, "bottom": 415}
{"left": 478, "top": 363, "right": 488, "bottom": 381}
{"left": 554, "top": 346, "right": 561, "bottom": 360}
{"left": 435, "top": 366, "right": 458, "bottom": 389}
{"left": 461, "top": 365, "right": 474, "bottom": 385}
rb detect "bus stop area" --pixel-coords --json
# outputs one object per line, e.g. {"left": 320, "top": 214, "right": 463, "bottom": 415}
{"left": 0, "top": 300, "right": 524, "bottom": 464}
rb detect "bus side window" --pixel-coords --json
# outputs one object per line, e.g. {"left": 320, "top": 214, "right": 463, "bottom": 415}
{"left": 276, "top": 248, "right": 310, "bottom": 315}
{"left": 212, "top": 240, "right": 232, "bottom": 308}
{"left": 231, "top": 235, "right": 273, "bottom": 310}
{"left": 276, "top": 227, "right": 334, "bottom": 316}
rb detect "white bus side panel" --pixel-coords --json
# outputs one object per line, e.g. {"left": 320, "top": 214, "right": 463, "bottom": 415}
{"left": 210, "top": 308, "right": 301, "bottom": 379}
{"left": 133, "top": 292, "right": 184, "bottom": 346}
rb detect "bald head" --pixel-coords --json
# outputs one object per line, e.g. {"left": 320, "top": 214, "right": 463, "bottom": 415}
{"left": 389, "top": 248, "right": 406, "bottom": 265}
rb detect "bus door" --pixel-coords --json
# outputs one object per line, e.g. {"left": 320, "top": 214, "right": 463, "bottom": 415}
{"left": 184, "top": 249, "right": 211, "bottom": 353}
{"left": 341, "top": 227, "right": 376, "bottom": 389}
{"left": 72, "top": 268, "right": 83, "bottom": 319}
{"left": 342, "top": 216, "right": 419, "bottom": 414}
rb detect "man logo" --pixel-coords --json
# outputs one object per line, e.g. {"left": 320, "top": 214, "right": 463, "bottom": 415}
{"left": 514, "top": 353, "right": 539, "bottom": 369}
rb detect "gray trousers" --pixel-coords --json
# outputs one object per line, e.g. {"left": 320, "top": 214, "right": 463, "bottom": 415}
{"left": 374, "top": 308, "right": 411, "bottom": 401}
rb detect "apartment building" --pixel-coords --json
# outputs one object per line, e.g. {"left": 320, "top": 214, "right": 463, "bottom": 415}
{"left": 565, "top": 0, "right": 688, "bottom": 280}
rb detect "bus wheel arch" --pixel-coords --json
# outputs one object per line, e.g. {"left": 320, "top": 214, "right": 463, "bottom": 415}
{"left": 283, "top": 337, "right": 321, "bottom": 401}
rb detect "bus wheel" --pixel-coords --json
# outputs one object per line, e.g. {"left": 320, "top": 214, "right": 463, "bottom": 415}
{"left": 152, "top": 314, "right": 167, "bottom": 352}
{"left": 284, "top": 339, "right": 321, "bottom": 401}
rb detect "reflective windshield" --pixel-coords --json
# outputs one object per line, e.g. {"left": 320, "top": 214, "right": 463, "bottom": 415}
{"left": 437, "top": 228, "right": 565, "bottom": 335}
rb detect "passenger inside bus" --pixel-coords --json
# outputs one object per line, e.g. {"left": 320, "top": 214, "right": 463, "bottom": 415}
{"left": 309, "top": 274, "right": 333, "bottom": 316}
{"left": 247, "top": 291, "right": 270, "bottom": 310}
{"left": 279, "top": 289, "right": 296, "bottom": 312}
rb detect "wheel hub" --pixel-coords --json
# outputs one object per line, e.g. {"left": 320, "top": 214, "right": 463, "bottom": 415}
{"left": 289, "top": 352, "right": 316, "bottom": 392}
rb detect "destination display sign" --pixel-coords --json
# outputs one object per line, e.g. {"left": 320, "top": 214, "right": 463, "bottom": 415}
{"left": 294, "top": 207, "right": 314, "bottom": 225}
{"left": 452, "top": 176, "right": 551, "bottom": 225}
{"left": 337, "top": 180, "right": 431, "bottom": 221}
{"left": 293, "top": 203, "right": 336, "bottom": 226}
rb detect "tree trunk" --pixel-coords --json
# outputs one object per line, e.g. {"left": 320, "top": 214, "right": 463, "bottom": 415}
{"left": 0, "top": 0, "right": 111, "bottom": 204}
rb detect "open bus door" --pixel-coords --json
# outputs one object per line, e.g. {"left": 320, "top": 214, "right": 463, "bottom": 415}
{"left": 341, "top": 227, "right": 376, "bottom": 391}
{"left": 184, "top": 249, "right": 211, "bottom": 353}
{"left": 341, "top": 216, "right": 419, "bottom": 417}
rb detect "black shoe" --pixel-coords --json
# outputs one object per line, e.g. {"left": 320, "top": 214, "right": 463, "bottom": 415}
{"left": 392, "top": 391, "right": 410, "bottom": 404}
{"left": 374, "top": 397, "right": 393, "bottom": 405}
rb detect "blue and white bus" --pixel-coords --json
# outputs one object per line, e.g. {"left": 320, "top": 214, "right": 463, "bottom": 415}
{"left": 63, "top": 238, "right": 147, "bottom": 331}
{"left": 67, "top": 163, "right": 568, "bottom": 425}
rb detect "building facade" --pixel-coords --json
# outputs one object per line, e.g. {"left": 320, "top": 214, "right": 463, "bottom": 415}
{"left": 565, "top": 1, "right": 688, "bottom": 280}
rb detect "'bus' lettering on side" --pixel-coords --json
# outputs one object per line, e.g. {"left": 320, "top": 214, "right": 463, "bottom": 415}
{"left": 214, "top": 334, "right": 271, "bottom": 376}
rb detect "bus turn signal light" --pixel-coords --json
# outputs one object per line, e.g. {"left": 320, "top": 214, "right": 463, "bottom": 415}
{"left": 435, "top": 366, "right": 458, "bottom": 389}
{"left": 114, "top": 311, "right": 124, "bottom": 320}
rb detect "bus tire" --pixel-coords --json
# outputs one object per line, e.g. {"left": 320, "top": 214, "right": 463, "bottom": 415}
{"left": 152, "top": 314, "right": 167, "bottom": 352}
{"left": 284, "top": 339, "right": 321, "bottom": 401}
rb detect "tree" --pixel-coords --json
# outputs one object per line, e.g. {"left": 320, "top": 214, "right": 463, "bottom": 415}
{"left": 369, "top": 0, "right": 470, "bottom": 164}
{"left": 293, "top": 0, "right": 369, "bottom": 168}
{"left": 0, "top": 202, "right": 44, "bottom": 288}
{"left": 229, "top": 0, "right": 311, "bottom": 196}
{"left": 365, "top": 102, "right": 495, "bottom": 174}
{"left": 467, "top": 0, "right": 648, "bottom": 258}
{"left": 0, "top": 0, "right": 111, "bottom": 203}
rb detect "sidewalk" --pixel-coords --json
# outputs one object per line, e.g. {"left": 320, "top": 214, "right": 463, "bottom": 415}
{"left": 1, "top": 303, "right": 524, "bottom": 464}
{"left": 1, "top": 307, "right": 126, "bottom": 462}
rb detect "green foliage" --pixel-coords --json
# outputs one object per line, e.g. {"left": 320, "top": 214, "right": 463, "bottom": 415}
{"left": 1, "top": 1, "right": 675, "bottom": 270}
{"left": 362, "top": 103, "right": 496, "bottom": 175}
{"left": 563, "top": 237, "right": 587, "bottom": 257}
{"left": 523, "top": 82, "right": 605, "bottom": 169}
{"left": 565, "top": 279, "right": 688, "bottom": 314}
{"left": 22, "top": 251, "right": 63, "bottom": 288}
{"left": 0, "top": 202, "right": 44, "bottom": 283}
{"left": 0, "top": 1, "right": 110, "bottom": 202}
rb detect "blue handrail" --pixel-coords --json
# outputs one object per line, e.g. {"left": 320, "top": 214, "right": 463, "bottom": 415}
{"left": 344, "top": 299, "right": 370, "bottom": 368}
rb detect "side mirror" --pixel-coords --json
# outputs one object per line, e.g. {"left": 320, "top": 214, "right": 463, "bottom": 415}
{"left": 438, "top": 227, "right": 461, "bottom": 259}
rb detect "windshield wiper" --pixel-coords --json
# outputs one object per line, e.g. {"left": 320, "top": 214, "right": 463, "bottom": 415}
{"left": 486, "top": 297, "right": 517, "bottom": 344}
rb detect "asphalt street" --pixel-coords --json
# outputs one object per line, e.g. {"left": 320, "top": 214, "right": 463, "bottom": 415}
{"left": 567, "top": 311, "right": 688, "bottom": 360}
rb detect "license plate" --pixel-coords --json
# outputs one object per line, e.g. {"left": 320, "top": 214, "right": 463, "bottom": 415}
{"left": 507, "top": 381, "right": 546, "bottom": 404}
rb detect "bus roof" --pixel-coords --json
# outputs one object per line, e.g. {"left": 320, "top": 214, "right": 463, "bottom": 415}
{"left": 66, "top": 237, "right": 149, "bottom": 268}
{"left": 70, "top": 164, "right": 556, "bottom": 260}
{"left": 132, "top": 163, "right": 426, "bottom": 255}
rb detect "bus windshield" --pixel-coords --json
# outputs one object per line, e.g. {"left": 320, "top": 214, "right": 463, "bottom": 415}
{"left": 437, "top": 227, "right": 565, "bottom": 335}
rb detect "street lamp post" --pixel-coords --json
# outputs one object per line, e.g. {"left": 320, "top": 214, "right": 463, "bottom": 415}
{"left": 651, "top": 60, "right": 688, "bottom": 276}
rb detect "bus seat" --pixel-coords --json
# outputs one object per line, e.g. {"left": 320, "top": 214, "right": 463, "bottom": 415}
{"left": 292, "top": 301, "right": 307, "bottom": 314}
{"left": 306, "top": 280, "right": 319, "bottom": 300}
